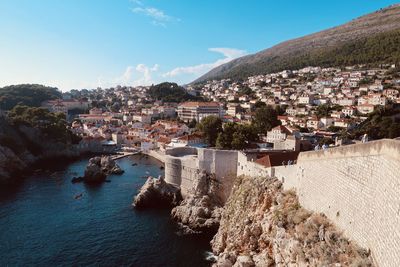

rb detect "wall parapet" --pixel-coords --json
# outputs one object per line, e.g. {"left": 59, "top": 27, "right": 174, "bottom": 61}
{"left": 298, "top": 139, "right": 400, "bottom": 162}
{"left": 274, "top": 139, "right": 400, "bottom": 267}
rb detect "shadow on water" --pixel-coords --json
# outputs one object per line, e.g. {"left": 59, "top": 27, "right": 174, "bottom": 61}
{"left": 0, "top": 155, "right": 212, "bottom": 267}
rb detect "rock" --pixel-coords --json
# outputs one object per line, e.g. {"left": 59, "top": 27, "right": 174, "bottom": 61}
{"left": 232, "top": 255, "right": 254, "bottom": 267}
{"left": 133, "top": 177, "right": 182, "bottom": 209}
{"left": 71, "top": 176, "right": 84, "bottom": 183}
{"left": 83, "top": 157, "right": 107, "bottom": 183}
{"left": 210, "top": 176, "right": 374, "bottom": 267}
{"left": 83, "top": 156, "right": 124, "bottom": 183}
{"left": 171, "top": 171, "right": 223, "bottom": 234}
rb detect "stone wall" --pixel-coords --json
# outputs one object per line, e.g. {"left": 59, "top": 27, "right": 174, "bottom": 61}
{"left": 274, "top": 139, "right": 400, "bottom": 267}
{"left": 164, "top": 147, "right": 238, "bottom": 202}
{"left": 237, "top": 151, "right": 273, "bottom": 178}
{"left": 161, "top": 140, "right": 400, "bottom": 266}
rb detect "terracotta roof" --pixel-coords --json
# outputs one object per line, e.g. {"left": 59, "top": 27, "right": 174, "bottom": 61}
{"left": 271, "top": 125, "right": 292, "bottom": 135}
{"left": 157, "top": 137, "right": 171, "bottom": 144}
{"left": 177, "top": 133, "right": 203, "bottom": 141}
{"left": 255, "top": 151, "right": 300, "bottom": 168}
{"left": 179, "top": 101, "right": 220, "bottom": 107}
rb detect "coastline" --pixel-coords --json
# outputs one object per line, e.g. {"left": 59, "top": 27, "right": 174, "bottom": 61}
{"left": 142, "top": 150, "right": 166, "bottom": 164}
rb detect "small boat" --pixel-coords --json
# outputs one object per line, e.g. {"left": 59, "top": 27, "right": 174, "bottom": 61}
{"left": 132, "top": 163, "right": 138, "bottom": 166}
{"left": 74, "top": 193, "right": 83, "bottom": 200}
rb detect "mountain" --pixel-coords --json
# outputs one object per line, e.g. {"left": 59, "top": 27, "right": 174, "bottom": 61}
{"left": 193, "top": 4, "right": 400, "bottom": 83}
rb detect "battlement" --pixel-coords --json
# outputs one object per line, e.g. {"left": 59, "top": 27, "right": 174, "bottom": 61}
{"left": 274, "top": 139, "right": 400, "bottom": 267}
{"left": 298, "top": 138, "right": 400, "bottom": 162}
{"left": 162, "top": 140, "right": 400, "bottom": 266}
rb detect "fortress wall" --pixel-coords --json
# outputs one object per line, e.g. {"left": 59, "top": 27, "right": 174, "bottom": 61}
{"left": 179, "top": 156, "right": 200, "bottom": 198}
{"left": 273, "top": 165, "right": 300, "bottom": 190}
{"left": 164, "top": 157, "right": 183, "bottom": 187}
{"left": 275, "top": 139, "right": 400, "bottom": 267}
{"left": 164, "top": 147, "right": 238, "bottom": 203}
{"left": 198, "top": 149, "right": 238, "bottom": 203}
{"left": 237, "top": 151, "right": 273, "bottom": 178}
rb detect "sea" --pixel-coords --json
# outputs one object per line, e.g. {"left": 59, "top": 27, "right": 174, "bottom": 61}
{"left": 0, "top": 155, "right": 213, "bottom": 267}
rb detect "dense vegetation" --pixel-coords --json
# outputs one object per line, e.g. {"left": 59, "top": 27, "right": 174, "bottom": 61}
{"left": 195, "top": 29, "right": 400, "bottom": 82}
{"left": 197, "top": 106, "right": 280, "bottom": 149}
{"left": 196, "top": 116, "right": 223, "bottom": 147}
{"left": 0, "top": 105, "right": 80, "bottom": 156}
{"left": 148, "top": 82, "right": 203, "bottom": 103}
{"left": 0, "top": 84, "right": 61, "bottom": 110}
{"left": 350, "top": 106, "right": 400, "bottom": 140}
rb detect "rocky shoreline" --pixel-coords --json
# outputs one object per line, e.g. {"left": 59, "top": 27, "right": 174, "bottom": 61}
{"left": 133, "top": 166, "right": 374, "bottom": 266}
{"left": 71, "top": 155, "right": 124, "bottom": 184}
{"left": 0, "top": 143, "right": 80, "bottom": 185}
{"left": 133, "top": 169, "right": 224, "bottom": 235}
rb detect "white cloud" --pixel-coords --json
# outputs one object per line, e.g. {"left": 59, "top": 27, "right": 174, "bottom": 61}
{"left": 129, "top": 0, "right": 143, "bottom": 6}
{"left": 130, "top": 2, "right": 180, "bottom": 27}
{"left": 163, "top": 47, "right": 247, "bottom": 78}
{"left": 132, "top": 63, "right": 159, "bottom": 86}
{"left": 84, "top": 64, "right": 159, "bottom": 89}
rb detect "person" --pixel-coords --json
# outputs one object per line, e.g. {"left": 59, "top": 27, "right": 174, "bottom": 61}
{"left": 361, "top": 133, "right": 369, "bottom": 143}
{"left": 322, "top": 144, "right": 328, "bottom": 150}
{"left": 314, "top": 144, "right": 320, "bottom": 151}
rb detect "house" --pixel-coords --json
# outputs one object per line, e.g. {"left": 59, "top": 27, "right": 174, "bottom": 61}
{"left": 265, "top": 125, "right": 300, "bottom": 151}
{"left": 170, "top": 133, "right": 205, "bottom": 148}
{"left": 319, "top": 117, "right": 334, "bottom": 130}
{"left": 357, "top": 104, "right": 375, "bottom": 114}
{"left": 342, "top": 107, "right": 357, "bottom": 117}
{"left": 177, "top": 102, "right": 222, "bottom": 122}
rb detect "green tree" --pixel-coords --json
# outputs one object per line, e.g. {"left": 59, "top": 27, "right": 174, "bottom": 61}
{"left": 251, "top": 106, "right": 280, "bottom": 134}
{"left": 216, "top": 122, "right": 236, "bottom": 149}
{"left": 148, "top": 82, "right": 203, "bottom": 103}
{"left": 254, "top": 100, "right": 266, "bottom": 109}
{"left": 187, "top": 119, "right": 197, "bottom": 128}
{"left": 7, "top": 105, "right": 75, "bottom": 143}
{"left": 316, "top": 104, "right": 331, "bottom": 117}
{"left": 196, "top": 116, "right": 223, "bottom": 147}
{"left": 216, "top": 123, "right": 258, "bottom": 150}
{"left": 0, "top": 84, "right": 61, "bottom": 110}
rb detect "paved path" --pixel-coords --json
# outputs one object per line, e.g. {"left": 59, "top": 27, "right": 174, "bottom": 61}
{"left": 111, "top": 151, "right": 140, "bottom": 160}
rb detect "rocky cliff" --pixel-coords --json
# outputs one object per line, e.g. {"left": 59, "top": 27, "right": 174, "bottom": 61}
{"left": 171, "top": 171, "right": 223, "bottom": 234}
{"left": 211, "top": 175, "right": 374, "bottom": 267}
{"left": 0, "top": 117, "right": 79, "bottom": 184}
{"left": 133, "top": 177, "right": 182, "bottom": 209}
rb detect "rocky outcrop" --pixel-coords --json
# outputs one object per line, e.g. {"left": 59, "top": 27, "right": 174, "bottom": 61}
{"left": 171, "top": 171, "right": 223, "bottom": 234}
{"left": 133, "top": 177, "right": 182, "bottom": 209}
{"left": 83, "top": 156, "right": 124, "bottom": 183}
{"left": 211, "top": 176, "right": 374, "bottom": 267}
{"left": 0, "top": 146, "right": 27, "bottom": 183}
{"left": 0, "top": 118, "right": 80, "bottom": 184}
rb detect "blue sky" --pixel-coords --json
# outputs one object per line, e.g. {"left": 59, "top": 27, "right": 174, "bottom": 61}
{"left": 0, "top": 0, "right": 399, "bottom": 91}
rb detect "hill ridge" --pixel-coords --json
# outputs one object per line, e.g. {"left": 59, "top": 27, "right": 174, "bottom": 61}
{"left": 193, "top": 4, "right": 400, "bottom": 83}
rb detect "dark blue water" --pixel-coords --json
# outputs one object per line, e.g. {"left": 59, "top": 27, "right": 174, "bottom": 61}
{"left": 0, "top": 156, "right": 212, "bottom": 267}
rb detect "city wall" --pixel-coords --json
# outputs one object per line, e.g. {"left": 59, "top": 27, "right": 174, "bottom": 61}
{"left": 273, "top": 139, "right": 400, "bottom": 267}
{"left": 160, "top": 140, "right": 400, "bottom": 266}
{"left": 164, "top": 147, "right": 237, "bottom": 202}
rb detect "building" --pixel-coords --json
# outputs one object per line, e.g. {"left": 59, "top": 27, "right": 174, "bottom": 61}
{"left": 177, "top": 102, "right": 222, "bottom": 122}
{"left": 227, "top": 103, "right": 240, "bottom": 117}
{"left": 357, "top": 104, "right": 375, "bottom": 114}
{"left": 265, "top": 125, "right": 300, "bottom": 151}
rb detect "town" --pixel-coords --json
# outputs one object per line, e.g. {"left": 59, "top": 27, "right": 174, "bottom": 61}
{"left": 39, "top": 63, "right": 400, "bottom": 161}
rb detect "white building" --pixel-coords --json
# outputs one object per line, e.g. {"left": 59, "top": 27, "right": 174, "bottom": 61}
{"left": 177, "top": 102, "right": 222, "bottom": 122}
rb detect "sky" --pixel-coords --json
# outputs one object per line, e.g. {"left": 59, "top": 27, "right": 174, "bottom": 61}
{"left": 0, "top": 0, "right": 399, "bottom": 91}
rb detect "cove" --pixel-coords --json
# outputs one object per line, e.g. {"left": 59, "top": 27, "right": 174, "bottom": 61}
{"left": 0, "top": 155, "right": 212, "bottom": 266}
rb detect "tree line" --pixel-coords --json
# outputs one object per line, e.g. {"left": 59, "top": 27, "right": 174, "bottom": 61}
{"left": 196, "top": 106, "right": 280, "bottom": 149}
